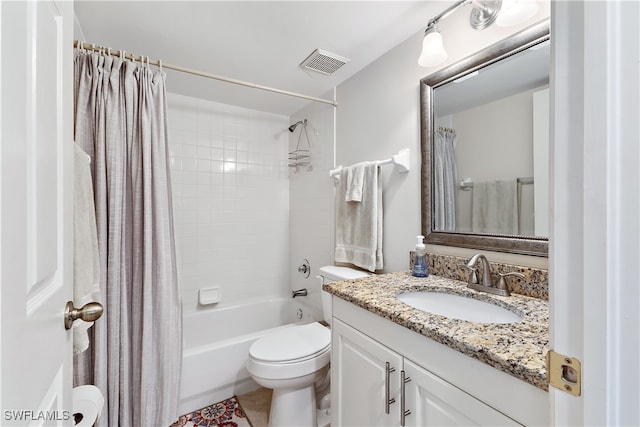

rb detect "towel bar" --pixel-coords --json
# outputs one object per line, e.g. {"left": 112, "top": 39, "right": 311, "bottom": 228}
{"left": 329, "top": 148, "right": 410, "bottom": 179}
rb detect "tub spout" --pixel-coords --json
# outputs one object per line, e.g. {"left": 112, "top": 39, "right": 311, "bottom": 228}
{"left": 292, "top": 288, "right": 308, "bottom": 298}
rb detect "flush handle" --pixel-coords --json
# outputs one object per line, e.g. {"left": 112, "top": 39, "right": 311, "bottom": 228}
{"left": 64, "top": 301, "right": 103, "bottom": 330}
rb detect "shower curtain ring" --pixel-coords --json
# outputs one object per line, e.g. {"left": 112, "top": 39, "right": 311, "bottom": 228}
{"left": 158, "top": 59, "right": 163, "bottom": 71}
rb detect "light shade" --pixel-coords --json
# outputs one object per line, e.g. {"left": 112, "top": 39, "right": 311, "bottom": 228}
{"left": 418, "top": 26, "right": 447, "bottom": 67}
{"left": 495, "top": 0, "right": 539, "bottom": 27}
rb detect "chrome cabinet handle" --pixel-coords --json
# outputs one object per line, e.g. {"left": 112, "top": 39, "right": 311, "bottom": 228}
{"left": 401, "top": 370, "right": 412, "bottom": 426}
{"left": 385, "top": 362, "right": 396, "bottom": 414}
{"left": 64, "top": 301, "right": 103, "bottom": 330}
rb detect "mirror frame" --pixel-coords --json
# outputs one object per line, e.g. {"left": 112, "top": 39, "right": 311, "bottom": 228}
{"left": 420, "top": 20, "right": 550, "bottom": 257}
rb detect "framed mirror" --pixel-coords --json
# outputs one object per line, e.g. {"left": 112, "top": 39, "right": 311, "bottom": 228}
{"left": 420, "top": 20, "right": 549, "bottom": 257}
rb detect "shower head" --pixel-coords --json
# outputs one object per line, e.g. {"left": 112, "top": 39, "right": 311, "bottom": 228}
{"left": 288, "top": 119, "right": 307, "bottom": 133}
{"left": 288, "top": 122, "right": 300, "bottom": 132}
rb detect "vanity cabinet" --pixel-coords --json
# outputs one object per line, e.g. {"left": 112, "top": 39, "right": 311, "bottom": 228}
{"left": 332, "top": 319, "right": 520, "bottom": 426}
{"left": 331, "top": 318, "right": 402, "bottom": 426}
{"left": 330, "top": 297, "right": 548, "bottom": 427}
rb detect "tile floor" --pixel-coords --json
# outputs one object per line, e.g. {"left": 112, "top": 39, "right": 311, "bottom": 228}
{"left": 236, "top": 388, "right": 272, "bottom": 427}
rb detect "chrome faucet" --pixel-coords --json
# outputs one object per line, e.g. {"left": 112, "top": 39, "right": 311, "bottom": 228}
{"left": 291, "top": 288, "right": 308, "bottom": 298}
{"left": 462, "top": 253, "right": 524, "bottom": 297}
{"left": 465, "top": 253, "right": 493, "bottom": 288}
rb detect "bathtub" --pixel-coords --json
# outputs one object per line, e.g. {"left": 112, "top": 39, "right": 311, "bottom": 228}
{"left": 178, "top": 297, "right": 301, "bottom": 415}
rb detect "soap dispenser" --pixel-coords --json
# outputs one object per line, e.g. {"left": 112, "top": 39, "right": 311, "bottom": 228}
{"left": 412, "top": 235, "right": 428, "bottom": 277}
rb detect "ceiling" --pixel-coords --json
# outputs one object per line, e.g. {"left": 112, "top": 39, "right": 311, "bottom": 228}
{"left": 435, "top": 40, "right": 550, "bottom": 117}
{"left": 75, "top": 1, "right": 447, "bottom": 116}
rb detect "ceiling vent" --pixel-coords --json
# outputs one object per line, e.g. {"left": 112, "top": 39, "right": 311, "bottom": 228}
{"left": 299, "top": 49, "right": 350, "bottom": 75}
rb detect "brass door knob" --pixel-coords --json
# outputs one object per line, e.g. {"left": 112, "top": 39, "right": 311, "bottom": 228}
{"left": 64, "top": 301, "right": 103, "bottom": 330}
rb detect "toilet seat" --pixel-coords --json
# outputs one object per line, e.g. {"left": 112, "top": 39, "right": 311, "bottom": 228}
{"left": 247, "top": 323, "right": 331, "bottom": 380}
{"left": 250, "top": 322, "right": 330, "bottom": 362}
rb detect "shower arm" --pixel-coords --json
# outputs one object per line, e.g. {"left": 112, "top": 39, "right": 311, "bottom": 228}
{"left": 288, "top": 118, "right": 308, "bottom": 133}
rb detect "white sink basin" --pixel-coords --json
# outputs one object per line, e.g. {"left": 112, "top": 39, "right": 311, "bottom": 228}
{"left": 398, "top": 291, "right": 522, "bottom": 324}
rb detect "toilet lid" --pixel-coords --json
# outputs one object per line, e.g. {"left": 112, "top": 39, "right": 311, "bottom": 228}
{"left": 250, "top": 323, "right": 330, "bottom": 363}
{"left": 319, "top": 265, "right": 372, "bottom": 282}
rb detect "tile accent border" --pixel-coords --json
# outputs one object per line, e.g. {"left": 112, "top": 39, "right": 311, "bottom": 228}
{"left": 410, "top": 252, "right": 548, "bottom": 300}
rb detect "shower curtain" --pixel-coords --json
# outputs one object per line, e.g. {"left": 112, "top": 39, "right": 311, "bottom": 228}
{"left": 433, "top": 128, "right": 458, "bottom": 231}
{"left": 73, "top": 50, "right": 182, "bottom": 427}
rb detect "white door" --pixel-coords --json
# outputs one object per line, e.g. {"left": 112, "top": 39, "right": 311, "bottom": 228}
{"left": 331, "top": 318, "right": 403, "bottom": 426}
{"left": 551, "top": 1, "right": 640, "bottom": 425}
{"left": 1, "top": 0, "right": 74, "bottom": 425}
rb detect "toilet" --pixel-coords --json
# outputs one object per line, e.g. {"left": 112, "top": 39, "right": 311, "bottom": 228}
{"left": 247, "top": 265, "right": 371, "bottom": 427}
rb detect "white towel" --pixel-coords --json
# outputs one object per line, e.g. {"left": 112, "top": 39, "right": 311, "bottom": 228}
{"left": 345, "top": 162, "right": 366, "bottom": 202}
{"left": 73, "top": 143, "right": 102, "bottom": 355}
{"left": 334, "top": 161, "right": 383, "bottom": 272}
{"left": 471, "top": 179, "right": 518, "bottom": 235}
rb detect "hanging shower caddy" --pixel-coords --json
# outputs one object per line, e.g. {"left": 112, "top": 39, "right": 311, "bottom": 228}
{"left": 288, "top": 119, "right": 313, "bottom": 173}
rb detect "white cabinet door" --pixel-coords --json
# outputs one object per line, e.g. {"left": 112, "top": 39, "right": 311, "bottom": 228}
{"left": 0, "top": 0, "right": 74, "bottom": 424}
{"left": 403, "top": 359, "right": 521, "bottom": 426}
{"left": 332, "top": 319, "right": 403, "bottom": 426}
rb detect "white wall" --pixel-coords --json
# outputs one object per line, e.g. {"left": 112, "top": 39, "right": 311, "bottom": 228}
{"left": 167, "top": 93, "right": 290, "bottom": 314}
{"left": 336, "top": 4, "right": 550, "bottom": 271}
{"left": 453, "top": 87, "right": 541, "bottom": 235}
{"left": 288, "top": 94, "right": 336, "bottom": 322}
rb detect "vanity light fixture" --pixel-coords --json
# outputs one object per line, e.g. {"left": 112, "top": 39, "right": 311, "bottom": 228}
{"left": 418, "top": 25, "right": 448, "bottom": 67}
{"left": 418, "top": 0, "right": 539, "bottom": 67}
{"left": 495, "top": 0, "right": 540, "bottom": 27}
{"left": 469, "top": 0, "right": 501, "bottom": 30}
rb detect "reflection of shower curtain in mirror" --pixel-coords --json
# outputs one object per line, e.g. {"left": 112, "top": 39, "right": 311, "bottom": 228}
{"left": 434, "top": 128, "right": 458, "bottom": 231}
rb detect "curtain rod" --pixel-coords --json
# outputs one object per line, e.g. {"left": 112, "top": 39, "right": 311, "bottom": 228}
{"left": 74, "top": 41, "right": 338, "bottom": 108}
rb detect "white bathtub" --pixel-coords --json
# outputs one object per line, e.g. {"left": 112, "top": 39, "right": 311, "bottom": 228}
{"left": 178, "top": 297, "right": 301, "bottom": 415}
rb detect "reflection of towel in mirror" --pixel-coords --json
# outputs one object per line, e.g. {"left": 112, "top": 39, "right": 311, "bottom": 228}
{"left": 345, "top": 162, "right": 366, "bottom": 202}
{"left": 472, "top": 179, "right": 518, "bottom": 235}
{"left": 335, "top": 162, "right": 383, "bottom": 272}
{"left": 73, "top": 143, "right": 102, "bottom": 355}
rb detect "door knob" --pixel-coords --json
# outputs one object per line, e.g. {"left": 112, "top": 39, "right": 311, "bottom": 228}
{"left": 64, "top": 301, "right": 103, "bottom": 330}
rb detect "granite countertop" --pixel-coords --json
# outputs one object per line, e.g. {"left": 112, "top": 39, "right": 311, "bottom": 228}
{"left": 323, "top": 272, "right": 549, "bottom": 391}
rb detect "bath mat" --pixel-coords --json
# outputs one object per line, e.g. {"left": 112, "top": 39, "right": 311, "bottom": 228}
{"left": 171, "top": 396, "right": 253, "bottom": 427}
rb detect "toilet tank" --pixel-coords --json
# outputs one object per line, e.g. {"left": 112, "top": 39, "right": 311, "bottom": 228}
{"left": 318, "top": 266, "right": 371, "bottom": 326}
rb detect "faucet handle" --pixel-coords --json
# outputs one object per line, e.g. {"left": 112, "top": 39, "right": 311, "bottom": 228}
{"left": 495, "top": 272, "right": 525, "bottom": 294}
{"left": 459, "top": 263, "right": 479, "bottom": 285}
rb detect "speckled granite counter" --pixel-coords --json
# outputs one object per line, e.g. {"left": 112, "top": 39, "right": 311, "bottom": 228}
{"left": 323, "top": 272, "right": 549, "bottom": 391}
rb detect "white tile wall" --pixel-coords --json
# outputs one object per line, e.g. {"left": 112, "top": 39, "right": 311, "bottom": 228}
{"left": 288, "top": 98, "right": 336, "bottom": 322}
{"left": 167, "top": 93, "right": 290, "bottom": 314}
